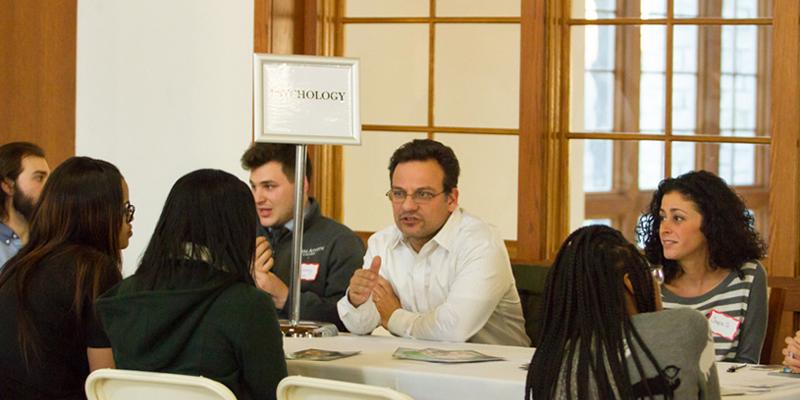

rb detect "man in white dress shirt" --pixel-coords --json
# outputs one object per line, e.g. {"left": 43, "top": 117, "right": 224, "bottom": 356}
{"left": 337, "top": 139, "right": 530, "bottom": 346}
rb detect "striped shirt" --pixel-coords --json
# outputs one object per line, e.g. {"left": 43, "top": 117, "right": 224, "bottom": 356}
{"left": 661, "top": 261, "right": 768, "bottom": 363}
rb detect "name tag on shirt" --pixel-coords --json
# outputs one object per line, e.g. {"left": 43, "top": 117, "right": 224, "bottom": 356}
{"left": 707, "top": 309, "right": 741, "bottom": 340}
{"left": 301, "top": 263, "right": 320, "bottom": 281}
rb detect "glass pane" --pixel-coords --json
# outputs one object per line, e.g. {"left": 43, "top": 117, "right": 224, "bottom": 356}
{"left": 639, "top": 73, "right": 665, "bottom": 133}
{"left": 692, "top": 25, "right": 770, "bottom": 136}
{"left": 641, "top": 0, "right": 667, "bottom": 18}
{"left": 435, "top": 24, "right": 520, "bottom": 129}
{"left": 719, "top": 143, "right": 756, "bottom": 185}
{"left": 574, "top": 0, "right": 667, "bottom": 19}
{"left": 570, "top": 25, "right": 665, "bottom": 134}
{"left": 584, "top": 72, "right": 614, "bottom": 131}
{"left": 639, "top": 141, "right": 665, "bottom": 190}
{"left": 674, "top": 0, "right": 699, "bottom": 17}
{"left": 697, "top": 0, "right": 771, "bottom": 18}
{"left": 344, "top": 24, "right": 429, "bottom": 126}
{"left": 672, "top": 25, "right": 698, "bottom": 134}
{"left": 435, "top": 133, "right": 518, "bottom": 240}
{"left": 584, "top": 139, "right": 613, "bottom": 192}
{"left": 640, "top": 25, "right": 667, "bottom": 134}
{"left": 671, "top": 141, "right": 695, "bottom": 176}
{"left": 437, "top": 0, "right": 520, "bottom": 17}
{"left": 342, "top": 131, "right": 427, "bottom": 232}
{"left": 346, "top": 0, "right": 429, "bottom": 17}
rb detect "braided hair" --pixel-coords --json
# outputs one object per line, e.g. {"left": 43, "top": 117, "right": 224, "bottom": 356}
{"left": 526, "top": 225, "right": 673, "bottom": 399}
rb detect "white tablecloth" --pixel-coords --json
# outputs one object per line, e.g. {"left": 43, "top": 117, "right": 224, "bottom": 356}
{"left": 284, "top": 336, "right": 800, "bottom": 399}
{"left": 284, "top": 335, "right": 533, "bottom": 400}
{"left": 718, "top": 362, "right": 800, "bottom": 399}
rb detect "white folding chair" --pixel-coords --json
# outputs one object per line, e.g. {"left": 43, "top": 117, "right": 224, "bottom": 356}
{"left": 85, "top": 368, "right": 237, "bottom": 400}
{"left": 277, "top": 376, "right": 414, "bottom": 400}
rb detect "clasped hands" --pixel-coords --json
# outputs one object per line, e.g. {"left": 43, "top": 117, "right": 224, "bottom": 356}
{"left": 347, "top": 256, "right": 401, "bottom": 328}
{"left": 783, "top": 330, "right": 800, "bottom": 373}
{"left": 252, "top": 236, "right": 289, "bottom": 309}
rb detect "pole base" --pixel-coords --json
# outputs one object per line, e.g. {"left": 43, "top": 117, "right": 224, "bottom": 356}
{"left": 279, "top": 319, "right": 339, "bottom": 337}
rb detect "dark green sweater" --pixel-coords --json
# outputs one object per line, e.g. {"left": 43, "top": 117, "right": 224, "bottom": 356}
{"left": 96, "top": 262, "right": 287, "bottom": 400}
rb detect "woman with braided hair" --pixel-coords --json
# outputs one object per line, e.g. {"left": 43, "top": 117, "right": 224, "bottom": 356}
{"left": 526, "top": 225, "right": 719, "bottom": 399}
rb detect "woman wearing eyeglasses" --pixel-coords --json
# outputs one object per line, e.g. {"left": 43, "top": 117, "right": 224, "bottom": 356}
{"left": 527, "top": 225, "right": 719, "bottom": 399}
{"left": 0, "top": 157, "right": 132, "bottom": 400}
{"left": 638, "top": 170, "right": 767, "bottom": 364}
{"left": 96, "top": 169, "right": 287, "bottom": 400}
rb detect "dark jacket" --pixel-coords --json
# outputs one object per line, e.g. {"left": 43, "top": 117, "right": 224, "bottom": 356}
{"left": 96, "top": 261, "right": 287, "bottom": 400}
{"left": 259, "top": 198, "right": 365, "bottom": 330}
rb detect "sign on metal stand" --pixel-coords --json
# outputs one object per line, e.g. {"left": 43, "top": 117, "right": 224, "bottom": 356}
{"left": 253, "top": 54, "right": 360, "bottom": 337}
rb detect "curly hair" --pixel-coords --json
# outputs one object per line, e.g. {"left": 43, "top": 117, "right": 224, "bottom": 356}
{"left": 636, "top": 170, "right": 766, "bottom": 283}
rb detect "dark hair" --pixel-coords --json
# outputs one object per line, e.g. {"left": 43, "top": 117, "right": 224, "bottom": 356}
{"left": 527, "top": 225, "right": 671, "bottom": 400}
{"left": 637, "top": 170, "right": 766, "bottom": 283}
{"left": 133, "top": 169, "right": 258, "bottom": 289}
{"left": 0, "top": 142, "right": 45, "bottom": 219}
{"left": 0, "top": 156, "right": 124, "bottom": 366}
{"left": 388, "top": 139, "right": 460, "bottom": 193}
{"left": 240, "top": 143, "right": 312, "bottom": 182}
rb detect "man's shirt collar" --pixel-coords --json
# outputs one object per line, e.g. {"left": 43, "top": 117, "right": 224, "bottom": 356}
{"left": 391, "top": 208, "right": 463, "bottom": 253}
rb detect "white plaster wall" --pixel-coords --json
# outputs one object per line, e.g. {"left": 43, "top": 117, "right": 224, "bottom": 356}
{"left": 76, "top": 0, "right": 254, "bottom": 275}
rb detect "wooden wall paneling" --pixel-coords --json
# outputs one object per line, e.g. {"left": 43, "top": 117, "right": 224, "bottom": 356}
{"left": 518, "top": 0, "right": 567, "bottom": 264}
{"left": 766, "top": 0, "right": 800, "bottom": 360}
{"left": 0, "top": 0, "right": 76, "bottom": 167}
{"left": 766, "top": 0, "right": 800, "bottom": 278}
{"left": 516, "top": 0, "right": 546, "bottom": 263}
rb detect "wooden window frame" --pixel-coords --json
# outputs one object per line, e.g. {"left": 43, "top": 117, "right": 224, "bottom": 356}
{"left": 256, "top": 0, "right": 799, "bottom": 275}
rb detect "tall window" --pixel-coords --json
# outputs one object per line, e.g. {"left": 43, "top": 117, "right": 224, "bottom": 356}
{"left": 338, "top": 0, "right": 522, "bottom": 254}
{"left": 570, "top": 0, "right": 772, "bottom": 243}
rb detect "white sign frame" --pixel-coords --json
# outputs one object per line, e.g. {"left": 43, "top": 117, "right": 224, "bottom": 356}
{"left": 253, "top": 53, "right": 361, "bottom": 145}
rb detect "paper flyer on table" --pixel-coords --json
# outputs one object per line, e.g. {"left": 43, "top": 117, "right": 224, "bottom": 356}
{"left": 392, "top": 347, "right": 505, "bottom": 363}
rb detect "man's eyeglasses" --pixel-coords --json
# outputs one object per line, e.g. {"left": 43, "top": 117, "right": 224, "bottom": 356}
{"left": 385, "top": 189, "right": 445, "bottom": 204}
{"left": 123, "top": 201, "right": 136, "bottom": 223}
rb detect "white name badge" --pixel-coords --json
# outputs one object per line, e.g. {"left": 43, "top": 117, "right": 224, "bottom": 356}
{"left": 707, "top": 309, "right": 741, "bottom": 340}
{"left": 300, "top": 263, "right": 320, "bottom": 281}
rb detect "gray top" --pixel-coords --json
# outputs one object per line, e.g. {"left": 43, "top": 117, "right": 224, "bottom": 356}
{"left": 555, "top": 308, "right": 720, "bottom": 399}
{"left": 629, "top": 308, "right": 721, "bottom": 399}
{"left": 661, "top": 261, "right": 767, "bottom": 363}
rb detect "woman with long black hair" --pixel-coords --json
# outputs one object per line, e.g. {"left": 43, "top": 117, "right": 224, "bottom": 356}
{"left": 0, "top": 157, "right": 132, "bottom": 399}
{"left": 97, "top": 169, "right": 287, "bottom": 400}
{"left": 526, "top": 225, "right": 719, "bottom": 399}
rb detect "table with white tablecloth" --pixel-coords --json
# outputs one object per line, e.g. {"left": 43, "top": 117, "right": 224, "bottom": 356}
{"left": 283, "top": 335, "right": 800, "bottom": 400}
{"left": 284, "top": 334, "right": 533, "bottom": 400}
{"left": 717, "top": 362, "right": 800, "bottom": 399}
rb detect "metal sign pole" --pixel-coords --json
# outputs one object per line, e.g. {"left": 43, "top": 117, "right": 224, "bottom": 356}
{"left": 289, "top": 144, "right": 306, "bottom": 327}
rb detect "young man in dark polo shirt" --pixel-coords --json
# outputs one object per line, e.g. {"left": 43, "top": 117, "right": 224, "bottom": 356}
{"left": 241, "top": 143, "right": 364, "bottom": 330}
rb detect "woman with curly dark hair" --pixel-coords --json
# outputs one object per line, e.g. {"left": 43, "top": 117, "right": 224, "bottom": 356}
{"left": 637, "top": 170, "right": 767, "bottom": 363}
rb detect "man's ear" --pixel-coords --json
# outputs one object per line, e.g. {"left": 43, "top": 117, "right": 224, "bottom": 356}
{"left": 446, "top": 187, "right": 459, "bottom": 212}
{"left": 1, "top": 179, "right": 14, "bottom": 197}
{"left": 303, "top": 176, "right": 310, "bottom": 197}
